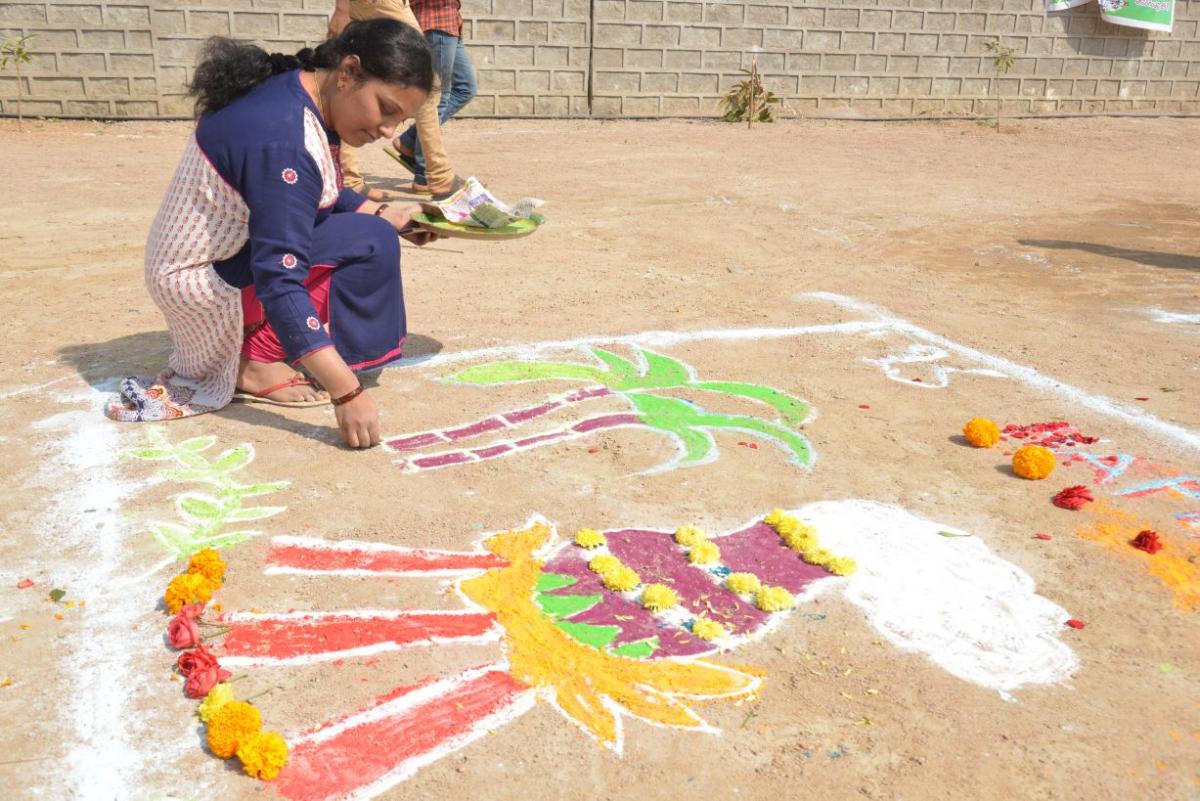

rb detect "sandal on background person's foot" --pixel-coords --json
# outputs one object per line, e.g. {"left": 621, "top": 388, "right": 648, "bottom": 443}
{"left": 414, "top": 175, "right": 467, "bottom": 202}
{"left": 232, "top": 373, "right": 330, "bottom": 407}
{"left": 383, "top": 142, "right": 419, "bottom": 175}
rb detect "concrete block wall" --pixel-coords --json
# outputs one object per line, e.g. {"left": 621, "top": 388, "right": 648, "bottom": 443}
{"left": 1, "top": 0, "right": 1197, "bottom": 118}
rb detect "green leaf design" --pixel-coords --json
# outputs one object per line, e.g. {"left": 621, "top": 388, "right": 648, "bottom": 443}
{"left": 589, "top": 347, "right": 639, "bottom": 382}
{"left": 635, "top": 350, "right": 692, "bottom": 388}
{"left": 162, "top": 468, "right": 223, "bottom": 485}
{"left": 177, "top": 494, "right": 223, "bottom": 521}
{"left": 127, "top": 448, "right": 176, "bottom": 460}
{"left": 691, "top": 381, "right": 810, "bottom": 427}
{"left": 223, "top": 480, "right": 291, "bottom": 498}
{"left": 628, "top": 392, "right": 812, "bottom": 468}
{"left": 176, "top": 451, "right": 210, "bottom": 470}
{"left": 152, "top": 522, "right": 200, "bottom": 557}
{"left": 535, "top": 572, "right": 578, "bottom": 593}
{"left": 536, "top": 592, "right": 602, "bottom": 620}
{"left": 610, "top": 637, "right": 659, "bottom": 660}
{"left": 193, "top": 531, "right": 255, "bottom": 551}
{"left": 555, "top": 620, "right": 620, "bottom": 650}
{"left": 222, "top": 505, "right": 285, "bottom": 522}
{"left": 179, "top": 436, "right": 217, "bottom": 453}
{"left": 210, "top": 445, "right": 253, "bottom": 473}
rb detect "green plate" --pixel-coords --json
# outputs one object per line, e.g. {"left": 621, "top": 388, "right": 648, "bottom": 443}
{"left": 412, "top": 212, "right": 543, "bottom": 241}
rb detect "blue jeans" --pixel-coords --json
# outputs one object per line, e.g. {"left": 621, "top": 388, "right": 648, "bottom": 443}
{"left": 398, "top": 29, "right": 476, "bottom": 184}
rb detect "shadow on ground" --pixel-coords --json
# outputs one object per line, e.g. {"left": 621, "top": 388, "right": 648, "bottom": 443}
{"left": 1019, "top": 240, "right": 1200, "bottom": 272}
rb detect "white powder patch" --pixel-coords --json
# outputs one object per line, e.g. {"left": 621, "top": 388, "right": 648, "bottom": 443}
{"left": 29, "top": 395, "right": 185, "bottom": 798}
{"left": 1147, "top": 309, "right": 1200, "bottom": 326}
{"left": 794, "top": 500, "right": 1079, "bottom": 697}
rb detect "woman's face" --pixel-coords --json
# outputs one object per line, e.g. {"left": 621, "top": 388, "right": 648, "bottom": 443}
{"left": 329, "top": 57, "right": 429, "bottom": 147}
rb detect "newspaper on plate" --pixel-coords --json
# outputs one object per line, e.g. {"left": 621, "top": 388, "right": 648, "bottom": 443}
{"left": 434, "top": 177, "right": 544, "bottom": 228}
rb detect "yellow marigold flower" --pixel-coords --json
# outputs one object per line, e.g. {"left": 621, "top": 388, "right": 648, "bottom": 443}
{"left": 768, "top": 513, "right": 796, "bottom": 537}
{"left": 187, "top": 548, "right": 227, "bottom": 588}
{"left": 691, "top": 617, "right": 726, "bottom": 641}
{"left": 588, "top": 554, "right": 621, "bottom": 575}
{"left": 198, "top": 683, "right": 235, "bottom": 723}
{"left": 725, "top": 572, "right": 762, "bottom": 594}
{"left": 688, "top": 540, "right": 721, "bottom": 565}
{"left": 1012, "top": 444, "right": 1056, "bottom": 480}
{"left": 237, "top": 730, "right": 290, "bottom": 781}
{"left": 602, "top": 566, "right": 641, "bottom": 592}
{"left": 780, "top": 524, "right": 817, "bottom": 553}
{"left": 641, "top": 583, "right": 678, "bottom": 611}
{"left": 207, "top": 700, "right": 262, "bottom": 759}
{"left": 764, "top": 508, "right": 785, "bottom": 527}
{"left": 574, "top": 528, "right": 606, "bottom": 549}
{"left": 755, "top": 585, "right": 794, "bottom": 613}
{"left": 164, "top": 572, "right": 214, "bottom": 614}
{"left": 825, "top": 556, "right": 858, "bottom": 576}
{"left": 805, "top": 548, "right": 834, "bottom": 567}
{"left": 674, "top": 525, "right": 707, "bottom": 547}
{"left": 962, "top": 417, "right": 1001, "bottom": 448}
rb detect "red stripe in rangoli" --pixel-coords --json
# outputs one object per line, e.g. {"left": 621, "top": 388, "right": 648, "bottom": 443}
{"left": 220, "top": 612, "right": 497, "bottom": 660}
{"left": 268, "top": 543, "right": 508, "bottom": 574}
{"left": 276, "top": 669, "right": 530, "bottom": 800}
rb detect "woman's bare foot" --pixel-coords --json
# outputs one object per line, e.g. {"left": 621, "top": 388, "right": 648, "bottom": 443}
{"left": 237, "top": 357, "right": 329, "bottom": 403}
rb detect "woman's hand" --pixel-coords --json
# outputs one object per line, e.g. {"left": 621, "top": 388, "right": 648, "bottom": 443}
{"left": 298, "top": 346, "right": 379, "bottom": 449}
{"left": 334, "top": 388, "right": 380, "bottom": 449}
{"left": 378, "top": 203, "right": 440, "bottom": 247}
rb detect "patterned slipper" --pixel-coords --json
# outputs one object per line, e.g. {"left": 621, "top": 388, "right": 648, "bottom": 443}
{"left": 383, "top": 145, "right": 419, "bottom": 175}
{"left": 231, "top": 374, "right": 329, "bottom": 407}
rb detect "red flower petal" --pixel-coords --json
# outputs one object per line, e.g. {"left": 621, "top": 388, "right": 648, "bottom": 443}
{"left": 1066, "top": 619, "right": 1086, "bottom": 629}
{"left": 1053, "top": 485, "right": 1094, "bottom": 510}
{"left": 16, "top": 579, "right": 33, "bottom": 589}
{"left": 1131, "top": 530, "right": 1163, "bottom": 554}
{"left": 1035, "top": 533, "right": 1052, "bottom": 541}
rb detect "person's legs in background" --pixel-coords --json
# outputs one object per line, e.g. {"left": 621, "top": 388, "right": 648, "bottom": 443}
{"left": 340, "top": 0, "right": 452, "bottom": 195}
{"left": 395, "top": 29, "right": 475, "bottom": 191}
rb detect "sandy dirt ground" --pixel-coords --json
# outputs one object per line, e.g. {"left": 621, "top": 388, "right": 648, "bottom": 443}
{"left": 0, "top": 116, "right": 1198, "bottom": 801}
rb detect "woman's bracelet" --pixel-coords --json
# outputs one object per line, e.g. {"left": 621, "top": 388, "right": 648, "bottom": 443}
{"left": 331, "top": 384, "right": 365, "bottom": 406}
{"left": 373, "top": 203, "right": 390, "bottom": 217}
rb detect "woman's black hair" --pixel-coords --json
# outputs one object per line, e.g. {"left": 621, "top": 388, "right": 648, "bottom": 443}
{"left": 188, "top": 19, "right": 433, "bottom": 117}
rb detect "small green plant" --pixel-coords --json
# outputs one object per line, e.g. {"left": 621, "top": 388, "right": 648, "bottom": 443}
{"left": 0, "top": 34, "right": 37, "bottom": 131}
{"left": 719, "top": 58, "right": 780, "bottom": 127}
{"left": 983, "top": 39, "right": 1016, "bottom": 132}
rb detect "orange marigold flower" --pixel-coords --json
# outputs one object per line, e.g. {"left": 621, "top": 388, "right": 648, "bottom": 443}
{"left": 1012, "top": 445, "right": 1056, "bottom": 480}
{"left": 206, "top": 700, "right": 262, "bottom": 759}
{"left": 237, "top": 730, "right": 290, "bottom": 781}
{"left": 164, "top": 573, "right": 214, "bottom": 615}
{"left": 187, "top": 548, "right": 227, "bottom": 588}
{"left": 962, "top": 418, "right": 1001, "bottom": 448}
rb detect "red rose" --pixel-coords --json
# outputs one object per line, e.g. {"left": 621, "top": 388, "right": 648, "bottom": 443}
{"left": 167, "top": 612, "right": 202, "bottom": 650}
{"left": 183, "top": 664, "right": 231, "bottom": 699}
{"left": 176, "top": 644, "right": 219, "bottom": 677}
{"left": 178, "top": 602, "right": 205, "bottom": 620}
{"left": 1131, "top": 530, "right": 1163, "bottom": 554}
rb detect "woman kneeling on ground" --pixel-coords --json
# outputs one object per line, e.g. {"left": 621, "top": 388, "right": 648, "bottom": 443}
{"left": 106, "top": 19, "right": 436, "bottom": 448}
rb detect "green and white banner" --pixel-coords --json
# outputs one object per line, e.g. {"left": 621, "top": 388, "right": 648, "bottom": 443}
{"left": 1045, "top": 0, "right": 1174, "bottom": 32}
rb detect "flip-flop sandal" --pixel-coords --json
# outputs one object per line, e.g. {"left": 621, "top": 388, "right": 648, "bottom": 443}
{"left": 231, "top": 374, "right": 330, "bottom": 407}
{"left": 383, "top": 145, "right": 419, "bottom": 175}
